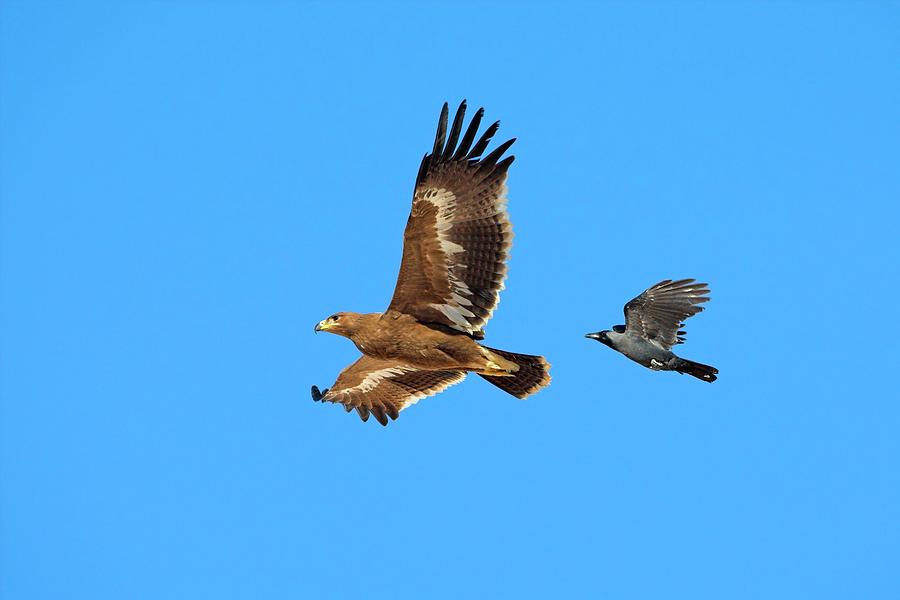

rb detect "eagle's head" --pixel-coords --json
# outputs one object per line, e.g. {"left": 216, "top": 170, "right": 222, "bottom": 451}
{"left": 314, "top": 312, "right": 379, "bottom": 339}
{"left": 314, "top": 312, "right": 356, "bottom": 338}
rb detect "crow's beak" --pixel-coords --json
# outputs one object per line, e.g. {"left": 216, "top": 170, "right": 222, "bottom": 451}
{"left": 585, "top": 332, "right": 601, "bottom": 340}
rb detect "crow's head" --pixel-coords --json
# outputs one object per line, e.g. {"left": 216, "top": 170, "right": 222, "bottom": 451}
{"left": 585, "top": 330, "right": 613, "bottom": 347}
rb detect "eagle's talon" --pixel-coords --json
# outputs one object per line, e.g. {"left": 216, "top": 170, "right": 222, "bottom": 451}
{"left": 311, "top": 385, "right": 328, "bottom": 402}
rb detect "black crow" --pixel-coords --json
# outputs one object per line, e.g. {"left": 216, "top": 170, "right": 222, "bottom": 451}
{"left": 585, "top": 279, "right": 718, "bottom": 382}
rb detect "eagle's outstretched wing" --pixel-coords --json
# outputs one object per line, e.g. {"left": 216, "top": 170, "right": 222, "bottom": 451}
{"left": 311, "top": 356, "right": 466, "bottom": 426}
{"left": 624, "top": 279, "right": 710, "bottom": 350}
{"left": 386, "top": 100, "right": 515, "bottom": 338}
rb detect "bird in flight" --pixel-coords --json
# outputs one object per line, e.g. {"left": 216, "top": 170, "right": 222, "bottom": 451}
{"left": 585, "top": 279, "right": 718, "bottom": 382}
{"left": 311, "top": 101, "right": 551, "bottom": 425}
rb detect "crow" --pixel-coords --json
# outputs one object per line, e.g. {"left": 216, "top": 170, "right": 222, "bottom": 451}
{"left": 585, "top": 279, "right": 718, "bottom": 382}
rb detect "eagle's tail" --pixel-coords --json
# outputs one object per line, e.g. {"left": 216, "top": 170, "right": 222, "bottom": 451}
{"left": 477, "top": 347, "right": 551, "bottom": 399}
{"left": 674, "top": 358, "right": 719, "bottom": 382}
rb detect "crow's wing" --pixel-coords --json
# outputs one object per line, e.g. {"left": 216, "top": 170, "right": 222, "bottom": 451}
{"left": 311, "top": 356, "right": 466, "bottom": 426}
{"left": 624, "top": 279, "right": 710, "bottom": 349}
{"left": 386, "top": 100, "right": 514, "bottom": 339}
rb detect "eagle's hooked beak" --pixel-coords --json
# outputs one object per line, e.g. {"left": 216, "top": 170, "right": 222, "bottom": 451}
{"left": 313, "top": 317, "right": 336, "bottom": 333}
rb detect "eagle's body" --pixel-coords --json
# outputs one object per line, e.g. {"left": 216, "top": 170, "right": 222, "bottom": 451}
{"left": 312, "top": 101, "right": 551, "bottom": 425}
{"left": 320, "top": 311, "right": 519, "bottom": 376}
{"left": 586, "top": 279, "right": 718, "bottom": 382}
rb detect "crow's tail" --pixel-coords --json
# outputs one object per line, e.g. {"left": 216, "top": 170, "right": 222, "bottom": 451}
{"left": 477, "top": 347, "right": 551, "bottom": 398}
{"left": 674, "top": 358, "right": 718, "bottom": 382}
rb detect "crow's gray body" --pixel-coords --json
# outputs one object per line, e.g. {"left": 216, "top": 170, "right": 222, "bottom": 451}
{"left": 601, "top": 331, "right": 678, "bottom": 370}
{"left": 586, "top": 279, "right": 718, "bottom": 382}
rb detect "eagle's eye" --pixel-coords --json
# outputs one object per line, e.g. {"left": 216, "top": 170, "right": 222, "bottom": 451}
{"left": 330, "top": 315, "right": 339, "bottom": 322}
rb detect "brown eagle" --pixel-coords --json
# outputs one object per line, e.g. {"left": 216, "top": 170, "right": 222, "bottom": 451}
{"left": 311, "top": 101, "right": 551, "bottom": 425}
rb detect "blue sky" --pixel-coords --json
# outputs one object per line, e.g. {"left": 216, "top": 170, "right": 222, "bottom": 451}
{"left": 2, "top": 1, "right": 899, "bottom": 598}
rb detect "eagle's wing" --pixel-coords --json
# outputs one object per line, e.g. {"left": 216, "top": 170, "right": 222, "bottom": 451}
{"left": 386, "top": 100, "right": 515, "bottom": 338}
{"left": 624, "top": 279, "right": 710, "bottom": 349}
{"left": 311, "top": 356, "right": 466, "bottom": 426}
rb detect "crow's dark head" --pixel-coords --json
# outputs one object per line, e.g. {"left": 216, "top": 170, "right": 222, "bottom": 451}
{"left": 585, "top": 330, "right": 613, "bottom": 347}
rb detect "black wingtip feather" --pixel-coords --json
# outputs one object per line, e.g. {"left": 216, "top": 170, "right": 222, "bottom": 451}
{"left": 415, "top": 152, "right": 429, "bottom": 185}
{"left": 371, "top": 404, "right": 388, "bottom": 426}
{"left": 442, "top": 100, "right": 467, "bottom": 160}
{"left": 385, "top": 403, "right": 400, "bottom": 421}
{"left": 477, "top": 138, "right": 516, "bottom": 174}
{"left": 479, "top": 155, "right": 514, "bottom": 184}
{"left": 468, "top": 120, "right": 500, "bottom": 159}
{"left": 432, "top": 102, "right": 449, "bottom": 158}
{"left": 453, "top": 107, "right": 484, "bottom": 160}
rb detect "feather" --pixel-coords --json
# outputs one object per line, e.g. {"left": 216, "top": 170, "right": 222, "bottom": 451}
{"left": 453, "top": 107, "right": 484, "bottom": 160}
{"left": 431, "top": 102, "right": 449, "bottom": 159}
{"left": 468, "top": 120, "right": 500, "bottom": 159}
{"left": 442, "top": 100, "right": 467, "bottom": 161}
{"left": 477, "top": 138, "right": 516, "bottom": 176}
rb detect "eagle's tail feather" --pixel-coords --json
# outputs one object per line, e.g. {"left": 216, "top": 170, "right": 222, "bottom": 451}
{"left": 477, "top": 347, "right": 551, "bottom": 399}
{"left": 674, "top": 358, "right": 718, "bottom": 382}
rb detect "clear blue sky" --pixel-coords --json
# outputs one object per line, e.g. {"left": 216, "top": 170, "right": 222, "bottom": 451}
{"left": 2, "top": 2, "right": 898, "bottom": 598}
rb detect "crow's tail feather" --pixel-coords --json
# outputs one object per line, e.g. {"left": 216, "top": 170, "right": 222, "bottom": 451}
{"left": 674, "top": 358, "right": 718, "bottom": 382}
{"left": 478, "top": 347, "right": 551, "bottom": 398}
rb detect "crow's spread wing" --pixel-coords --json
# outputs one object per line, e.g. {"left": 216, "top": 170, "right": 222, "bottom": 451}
{"left": 624, "top": 279, "right": 710, "bottom": 349}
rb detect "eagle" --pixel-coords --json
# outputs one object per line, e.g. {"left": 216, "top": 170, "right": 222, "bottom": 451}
{"left": 311, "top": 101, "right": 551, "bottom": 425}
{"left": 585, "top": 279, "right": 718, "bottom": 382}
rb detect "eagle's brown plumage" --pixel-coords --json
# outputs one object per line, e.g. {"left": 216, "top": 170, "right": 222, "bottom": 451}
{"left": 312, "top": 101, "right": 550, "bottom": 426}
{"left": 387, "top": 102, "right": 514, "bottom": 338}
{"left": 312, "top": 356, "right": 466, "bottom": 426}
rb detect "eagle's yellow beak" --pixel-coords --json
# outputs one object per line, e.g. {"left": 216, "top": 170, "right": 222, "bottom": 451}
{"left": 314, "top": 319, "right": 332, "bottom": 334}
